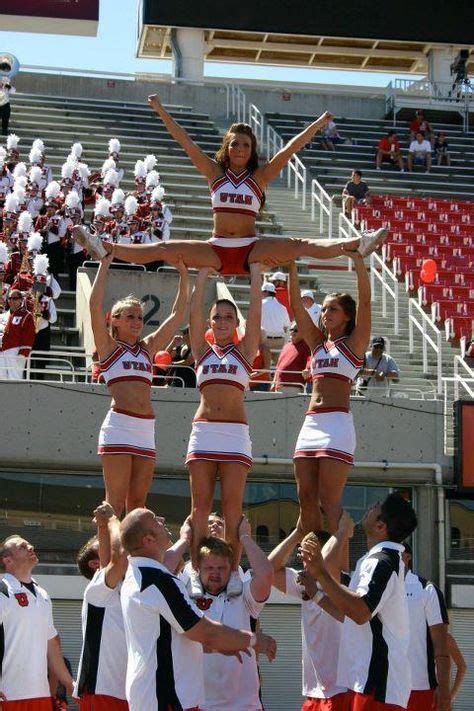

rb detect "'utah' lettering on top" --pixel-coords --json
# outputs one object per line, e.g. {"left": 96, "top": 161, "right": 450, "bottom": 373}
{"left": 202, "top": 363, "right": 238, "bottom": 375}
{"left": 219, "top": 193, "right": 253, "bottom": 205}
{"left": 122, "top": 360, "right": 152, "bottom": 373}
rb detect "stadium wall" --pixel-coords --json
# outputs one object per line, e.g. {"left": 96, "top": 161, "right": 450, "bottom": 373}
{"left": 13, "top": 71, "right": 386, "bottom": 121}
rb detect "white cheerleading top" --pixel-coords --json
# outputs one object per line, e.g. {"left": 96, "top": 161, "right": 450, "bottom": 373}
{"left": 100, "top": 340, "right": 153, "bottom": 386}
{"left": 196, "top": 344, "right": 252, "bottom": 391}
{"left": 210, "top": 169, "right": 263, "bottom": 218}
{"left": 310, "top": 337, "right": 363, "bottom": 383}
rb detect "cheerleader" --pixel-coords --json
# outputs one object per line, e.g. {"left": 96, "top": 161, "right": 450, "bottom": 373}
{"left": 288, "top": 255, "right": 371, "bottom": 534}
{"left": 90, "top": 251, "right": 189, "bottom": 516}
{"left": 74, "top": 94, "right": 387, "bottom": 269}
{"left": 186, "top": 262, "right": 264, "bottom": 585}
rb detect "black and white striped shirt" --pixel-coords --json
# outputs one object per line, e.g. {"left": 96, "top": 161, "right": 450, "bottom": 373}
{"left": 337, "top": 541, "right": 411, "bottom": 708}
{"left": 405, "top": 570, "right": 449, "bottom": 690}
{"left": 121, "top": 557, "right": 204, "bottom": 711}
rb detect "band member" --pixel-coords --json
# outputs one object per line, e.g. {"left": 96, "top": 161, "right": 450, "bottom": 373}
{"left": 289, "top": 255, "right": 370, "bottom": 534}
{"left": 73, "top": 95, "right": 387, "bottom": 270}
{"left": 0, "top": 288, "right": 36, "bottom": 379}
{"left": 186, "top": 263, "right": 264, "bottom": 590}
{"left": 90, "top": 251, "right": 188, "bottom": 516}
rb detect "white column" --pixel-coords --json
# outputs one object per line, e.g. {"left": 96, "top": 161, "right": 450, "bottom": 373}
{"left": 427, "top": 47, "right": 458, "bottom": 96}
{"left": 172, "top": 28, "right": 205, "bottom": 81}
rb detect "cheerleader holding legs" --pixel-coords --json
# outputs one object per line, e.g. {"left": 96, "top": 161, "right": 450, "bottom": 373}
{"left": 288, "top": 256, "right": 371, "bottom": 533}
{"left": 89, "top": 251, "right": 189, "bottom": 516}
{"left": 185, "top": 263, "right": 265, "bottom": 585}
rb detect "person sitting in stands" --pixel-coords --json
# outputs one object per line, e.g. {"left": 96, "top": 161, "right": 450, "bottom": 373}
{"left": 376, "top": 130, "right": 404, "bottom": 172}
{"left": 357, "top": 336, "right": 400, "bottom": 394}
{"left": 434, "top": 132, "right": 451, "bottom": 166}
{"left": 408, "top": 132, "right": 432, "bottom": 173}
{"left": 409, "top": 109, "right": 432, "bottom": 142}
{"left": 320, "top": 118, "right": 344, "bottom": 151}
{"left": 342, "top": 170, "right": 371, "bottom": 217}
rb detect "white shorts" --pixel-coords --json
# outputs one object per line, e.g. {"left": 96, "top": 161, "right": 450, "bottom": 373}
{"left": 186, "top": 419, "right": 252, "bottom": 468}
{"left": 98, "top": 407, "right": 156, "bottom": 460}
{"left": 294, "top": 409, "right": 356, "bottom": 465}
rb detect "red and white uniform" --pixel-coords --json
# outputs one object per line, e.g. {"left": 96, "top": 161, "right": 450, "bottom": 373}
{"left": 0, "top": 574, "right": 57, "bottom": 704}
{"left": 207, "top": 169, "right": 263, "bottom": 276}
{"left": 294, "top": 337, "right": 363, "bottom": 465}
{"left": 0, "top": 306, "right": 36, "bottom": 379}
{"left": 285, "top": 568, "right": 348, "bottom": 710}
{"left": 74, "top": 569, "right": 128, "bottom": 710}
{"left": 98, "top": 340, "right": 155, "bottom": 460}
{"left": 192, "top": 579, "right": 265, "bottom": 711}
{"left": 186, "top": 344, "right": 253, "bottom": 468}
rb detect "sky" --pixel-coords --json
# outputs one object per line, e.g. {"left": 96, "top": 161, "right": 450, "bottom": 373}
{"left": 0, "top": 0, "right": 423, "bottom": 87}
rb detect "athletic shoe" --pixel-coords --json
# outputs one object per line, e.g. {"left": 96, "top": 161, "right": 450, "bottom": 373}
{"left": 226, "top": 570, "right": 243, "bottom": 598}
{"left": 358, "top": 227, "right": 389, "bottom": 258}
{"left": 72, "top": 226, "right": 108, "bottom": 260}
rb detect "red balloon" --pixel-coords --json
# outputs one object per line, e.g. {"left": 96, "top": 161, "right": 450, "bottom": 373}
{"left": 420, "top": 268, "right": 435, "bottom": 284}
{"left": 154, "top": 350, "right": 172, "bottom": 369}
{"left": 422, "top": 258, "right": 437, "bottom": 276}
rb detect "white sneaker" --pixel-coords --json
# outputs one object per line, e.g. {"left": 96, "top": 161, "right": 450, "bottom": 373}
{"left": 73, "top": 226, "right": 108, "bottom": 260}
{"left": 226, "top": 570, "right": 243, "bottom": 598}
{"left": 189, "top": 568, "right": 204, "bottom": 598}
{"left": 358, "top": 227, "right": 389, "bottom": 258}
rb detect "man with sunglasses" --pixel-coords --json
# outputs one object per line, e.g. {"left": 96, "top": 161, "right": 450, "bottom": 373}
{"left": 0, "top": 289, "right": 35, "bottom": 379}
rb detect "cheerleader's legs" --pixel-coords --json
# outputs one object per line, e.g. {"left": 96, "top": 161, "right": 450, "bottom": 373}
{"left": 188, "top": 460, "right": 218, "bottom": 569}
{"left": 219, "top": 462, "right": 248, "bottom": 571}
{"left": 126, "top": 457, "right": 155, "bottom": 512}
{"left": 102, "top": 455, "right": 154, "bottom": 517}
{"left": 295, "top": 457, "right": 351, "bottom": 535}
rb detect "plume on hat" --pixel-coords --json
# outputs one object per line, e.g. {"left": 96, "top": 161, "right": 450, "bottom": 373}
{"left": 108, "top": 138, "right": 121, "bottom": 154}
{"left": 101, "top": 158, "right": 116, "bottom": 176}
{"left": 78, "top": 162, "right": 90, "bottom": 180}
{"left": 33, "top": 254, "right": 49, "bottom": 277}
{"left": 144, "top": 154, "right": 157, "bottom": 172}
{"left": 65, "top": 191, "right": 81, "bottom": 211}
{"left": 95, "top": 197, "right": 111, "bottom": 218}
{"left": 29, "top": 148, "right": 43, "bottom": 165}
{"left": 61, "top": 160, "right": 76, "bottom": 180}
{"left": 70, "top": 142, "right": 83, "bottom": 159}
{"left": 6, "top": 134, "right": 20, "bottom": 151}
{"left": 14, "top": 175, "right": 27, "bottom": 190}
{"left": 12, "top": 185, "right": 26, "bottom": 203}
{"left": 29, "top": 166, "right": 43, "bottom": 186}
{"left": 111, "top": 188, "right": 125, "bottom": 206}
{"left": 0, "top": 147, "right": 6, "bottom": 165}
{"left": 103, "top": 169, "right": 120, "bottom": 187}
{"left": 27, "top": 232, "right": 43, "bottom": 253}
{"left": 145, "top": 170, "right": 160, "bottom": 189}
{"left": 134, "top": 160, "right": 146, "bottom": 179}
{"left": 13, "top": 162, "right": 27, "bottom": 180}
{"left": 124, "top": 195, "right": 138, "bottom": 216}
{"left": 0, "top": 242, "right": 8, "bottom": 265}
{"left": 4, "top": 193, "right": 19, "bottom": 213}
{"left": 32, "top": 138, "right": 45, "bottom": 154}
{"left": 18, "top": 211, "right": 33, "bottom": 233}
{"left": 45, "top": 181, "right": 61, "bottom": 201}
{"left": 151, "top": 185, "right": 165, "bottom": 203}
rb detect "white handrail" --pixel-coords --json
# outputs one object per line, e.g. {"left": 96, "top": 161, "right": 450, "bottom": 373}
{"left": 369, "top": 251, "right": 400, "bottom": 335}
{"left": 249, "top": 103, "right": 264, "bottom": 148}
{"left": 453, "top": 355, "right": 474, "bottom": 400}
{"left": 408, "top": 299, "right": 443, "bottom": 394}
{"left": 310, "top": 178, "right": 333, "bottom": 236}
{"left": 287, "top": 153, "right": 307, "bottom": 210}
{"left": 226, "top": 84, "right": 246, "bottom": 123}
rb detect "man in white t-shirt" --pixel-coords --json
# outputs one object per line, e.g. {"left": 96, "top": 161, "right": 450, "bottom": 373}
{"left": 269, "top": 513, "right": 355, "bottom": 711}
{"left": 191, "top": 517, "right": 274, "bottom": 711}
{"left": 408, "top": 132, "right": 432, "bottom": 173}
{"left": 119, "top": 508, "right": 257, "bottom": 711}
{"left": 261, "top": 281, "right": 291, "bottom": 352}
{"left": 402, "top": 543, "right": 451, "bottom": 711}
{"left": 302, "top": 492, "right": 418, "bottom": 710}
{"left": 0, "top": 535, "right": 74, "bottom": 709}
{"left": 301, "top": 290, "right": 321, "bottom": 327}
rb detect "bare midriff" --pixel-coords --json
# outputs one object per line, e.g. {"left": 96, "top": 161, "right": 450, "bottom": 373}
{"left": 108, "top": 381, "right": 154, "bottom": 417}
{"left": 195, "top": 385, "right": 248, "bottom": 424}
{"left": 213, "top": 212, "right": 258, "bottom": 238}
{"left": 308, "top": 377, "right": 353, "bottom": 412}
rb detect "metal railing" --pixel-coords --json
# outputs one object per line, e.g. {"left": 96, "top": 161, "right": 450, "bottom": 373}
{"left": 453, "top": 355, "right": 474, "bottom": 400}
{"left": 369, "top": 251, "right": 400, "bottom": 335}
{"left": 226, "top": 84, "right": 246, "bottom": 123}
{"left": 249, "top": 103, "right": 264, "bottom": 148}
{"left": 408, "top": 299, "right": 443, "bottom": 395}
{"left": 287, "top": 153, "right": 307, "bottom": 210}
{"left": 310, "top": 178, "right": 333, "bottom": 235}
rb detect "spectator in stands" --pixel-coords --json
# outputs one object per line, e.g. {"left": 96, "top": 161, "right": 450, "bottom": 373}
{"left": 271, "top": 322, "right": 310, "bottom": 392}
{"left": 342, "top": 169, "right": 372, "bottom": 217}
{"left": 376, "top": 130, "right": 405, "bottom": 171}
{"left": 167, "top": 326, "right": 197, "bottom": 388}
{"left": 261, "top": 281, "right": 291, "bottom": 353}
{"left": 409, "top": 109, "right": 433, "bottom": 142}
{"left": 301, "top": 288, "right": 321, "bottom": 326}
{"left": 408, "top": 132, "right": 432, "bottom": 173}
{"left": 269, "top": 270, "right": 293, "bottom": 319}
{"left": 0, "top": 76, "right": 16, "bottom": 136}
{"left": 250, "top": 329, "right": 272, "bottom": 391}
{"left": 465, "top": 340, "right": 474, "bottom": 363}
{"left": 357, "top": 336, "right": 400, "bottom": 393}
{"left": 434, "top": 132, "right": 451, "bottom": 166}
{"left": 320, "top": 118, "right": 344, "bottom": 150}
{"left": 0, "top": 289, "right": 36, "bottom": 379}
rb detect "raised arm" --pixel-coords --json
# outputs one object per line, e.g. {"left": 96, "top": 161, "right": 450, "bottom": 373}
{"left": 148, "top": 94, "right": 220, "bottom": 182}
{"left": 239, "top": 263, "right": 265, "bottom": 362}
{"left": 189, "top": 268, "right": 210, "bottom": 360}
{"left": 94, "top": 502, "right": 128, "bottom": 589}
{"left": 288, "top": 261, "right": 322, "bottom": 350}
{"left": 163, "top": 516, "right": 192, "bottom": 575}
{"left": 255, "top": 112, "right": 333, "bottom": 186}
{"left": 238, "top": 517, "right": 273, "bottom": 602}
{"left": 345, "top": 252, "right": 371, "bottom": 358}
{"left": 268, "top": 527, "right": 303, "bottom": 593}
{"left": 89, "top": 251, "right": 116, "bottom": 358}
{"left": 143, "top": 261, "right": 189, "bottom": 356}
